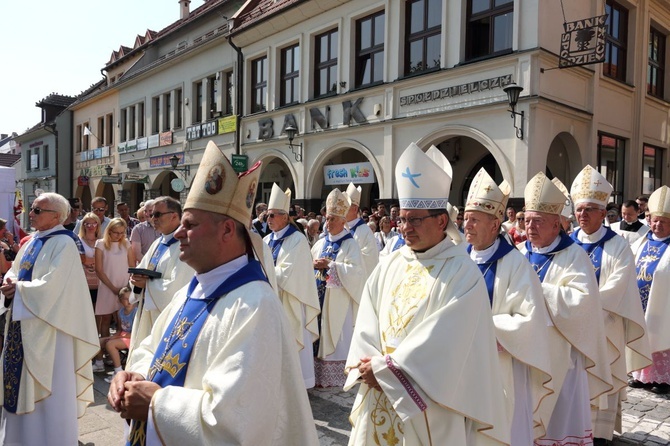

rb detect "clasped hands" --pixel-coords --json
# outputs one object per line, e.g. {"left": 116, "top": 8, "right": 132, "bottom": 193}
{"left": 107, "top": 371, "right": 161, "bottom": 421}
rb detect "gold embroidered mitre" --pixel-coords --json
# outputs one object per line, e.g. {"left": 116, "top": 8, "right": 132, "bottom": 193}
{"left": 524, "top": 172, "right": 565, "bottom": 216}
{"left": 184, "top": 140, "right": 261, "bottom": 226}
{"left": 345, "top": 182, "right": 362, "bottom": 207}
{"left": 395, "top": 143, "right": 452, "bottom": 209}
{"left": 326, "top": 188, "right": 350, "bottom": 218}
{"left": 569, "top": 165, "right": 612, "bottom": 208}
{"left": 648, "top": 185, "right": 670, "bottom": 218}
{"left": 268, "top": 183, "right": 291, "bottom": 213}
{"left": 465, "top": 168, "right": 511, "bottom": 220}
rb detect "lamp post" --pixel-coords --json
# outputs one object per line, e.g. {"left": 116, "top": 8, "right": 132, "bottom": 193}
{"left": 503, "top": 83, "right": 524, "bottom": 140}
{"left": 105, "top": 165, "right": 113, "bottom": 176}
{"left": 285, "top": 125, "right": 303, "bottom": 162}
{"left": 169, "top": 154, "right": 190, "bottom": 179}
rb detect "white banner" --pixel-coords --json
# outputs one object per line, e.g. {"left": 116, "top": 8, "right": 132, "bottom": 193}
{"left": 324, "top": 162, "right": 375, "bottom": 185}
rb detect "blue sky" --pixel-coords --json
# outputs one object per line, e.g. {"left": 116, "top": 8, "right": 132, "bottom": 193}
{"left": 1, "top": 0, "right": 203, "bottom": 136}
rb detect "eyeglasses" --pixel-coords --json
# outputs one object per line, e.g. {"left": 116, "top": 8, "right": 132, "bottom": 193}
{"left": 110, "top": 230, "right": 125, "bottom": 236}
{"left": 398, "top": 214, "right": 439, "bottom": 227}
{"left": 93, "top": 207, "right": 106, "bottom": 212}
{"left": 30, "top": 207, "right": 57, "bottom": 215}
{"left": 83, "top": 222, "right": 98, "bottom": 227}
{"left": 152, "top": 211, "right": 176, "bottom": 219}
{"left": 267, "top": 212, "right": 286, "bottom": 219}
{"left": 575, "top": 207, "right": 601, "bottom": 214}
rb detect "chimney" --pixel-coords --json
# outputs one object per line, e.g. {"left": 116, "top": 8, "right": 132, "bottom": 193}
{"left": 179, "top": 0, "right": 191, "bottom": 20}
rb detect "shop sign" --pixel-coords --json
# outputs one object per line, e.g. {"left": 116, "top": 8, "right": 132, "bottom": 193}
{"left": 559, "top": 14, "right": 608, "bottom": 68}
{"left": 150, "top": 152, "right": 184, "bottom": 168}
{"left": 324, "top": 162, "right": 375, "bottom": 186}
{"left": 399, "top": 74, "right": 513, "bottom": 107}
{"left": 148, "top": 134, "right": 160, "bottom": 148}
{"left": 124, "top": 173, "right": 149, "bottom": 183}
{"left": 186, "top": 120, "right": 218, "bottom": 141}
{"left": 231, "top": 154, "right": 248, "bottom": 173}
{"left": 159, "top": 131, "right": 173, "bottom": 146}
{"left": 137, "top": 137, "right": 148, "bottom": 151}
{"left": 218, "top": 115, "right": 236, "bottom": 134}
{"left": 77, "top": 176, "right": 89, "bottom": 186}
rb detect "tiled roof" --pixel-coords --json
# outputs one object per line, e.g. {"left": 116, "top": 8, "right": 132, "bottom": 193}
{"left": 105, "top": 0, "right": 228, "bottom": 68}
{"left": 35, "top": 94, "right": 77, "bottom": 108}
{"left": 234, "top": 0, "right": 302, "bottom": 31}
{"left": 0, "top": 154, "right": 21, "bottom": 167}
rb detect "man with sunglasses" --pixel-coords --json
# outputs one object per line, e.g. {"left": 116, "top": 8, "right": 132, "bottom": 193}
{"left": 127, "top": 196, "right": 194, "bottom": 360}
{"left": 74, "top": 196, "right": 111, "bottom": 235}
{"left": 345, "top": 143, "right": 508, "bottom": 445}
{"left": 0, "top": 193, "right": 99, "bottom": 444}
{"left": 130, "top": 199, "right": 161, "bottom": 261}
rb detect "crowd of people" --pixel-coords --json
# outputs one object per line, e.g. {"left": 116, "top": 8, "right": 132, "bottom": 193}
{"left": 0, "top": 139, "right": 667, "bottom": 445}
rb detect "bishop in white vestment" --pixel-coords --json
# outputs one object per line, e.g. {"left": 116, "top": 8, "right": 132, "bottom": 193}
{"left": 464, "top": 168, "right": 553, "bottom": 444}
{"left": 264, "top": 183, "right": 320, "bottom": 388}
{"left": 569, "top": 165, "right": 651, "bottom": 442}
{"left": 312, "top": 188, "right": 365, "bottom": 387}
{"left": 345, "top": 182, "right": 379, "bottom": 279}
{"left": 345, "top": 143, "right": 509, "bottom": 445}
{"left": 520, "top": 173, "right": 612, "bottom": 446}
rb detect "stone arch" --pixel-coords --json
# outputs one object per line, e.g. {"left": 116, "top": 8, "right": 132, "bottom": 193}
{"left": 417, "top": 124, "right": 514, "bottom": 187}
{"left": 546, "top": 132, "right": 582, "bottom": 186}
{"left": 306, "top": 139, "right": 384, "bottom": 200}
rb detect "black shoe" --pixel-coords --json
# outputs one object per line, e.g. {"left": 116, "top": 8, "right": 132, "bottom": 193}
{"left": 650, "top": 383, "right": 670, "bottom": 394}
{"left": 628, "top": 378, "right": 645, "bottom": 388}
{"left": 593, "top": 438, "right": 609, "bottom": 446}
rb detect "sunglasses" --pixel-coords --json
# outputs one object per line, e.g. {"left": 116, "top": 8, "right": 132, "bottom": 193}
{"left": 93, "top": 207, "right": 106, "bottom": 212}
{"left": 267, "top": 212, "right": 286, "bottom": 219}
{"left": 152, "top": 211, "right": 176, "bottom": 219}
{"left": 84, "top": 222, "right": 98, "bottom": 227}
{"left": 31, "top": 207, "right": 57, "bottom": 215}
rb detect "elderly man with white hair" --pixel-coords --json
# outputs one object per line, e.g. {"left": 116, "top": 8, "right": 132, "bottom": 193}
{"left": 519, "top": 172, "right": 612, "bottom": 445}
{"left": 0, "top": 192, "right": 99, "bottom": 444}
{"left": 569, "top": 166, "right": 651, "bottom": 444}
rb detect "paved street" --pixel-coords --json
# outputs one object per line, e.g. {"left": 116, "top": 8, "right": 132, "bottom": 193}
{"left": 80, "top": 371, "right": 670, "bottom": 445}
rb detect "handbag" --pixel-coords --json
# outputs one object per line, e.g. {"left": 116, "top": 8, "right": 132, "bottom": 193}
{"left": 84, "top": 263, "right": 99, "bottom": 289}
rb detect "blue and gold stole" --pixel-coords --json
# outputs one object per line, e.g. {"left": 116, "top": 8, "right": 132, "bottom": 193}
{"left": 314, "top": 233, "right": 354, "bottom": 305}
{"left": 467, "top": 236, "right": 515, "bottom": 305}
{"left": 268, "top": 225, "right": 298, "bottom": 265}
{"left": 127, "top": 259, "right": 268, "bottom": 446}
{"left": 525, "top": 232, "right": 574, "bottom": 283}
{"left": 635, "top": 232, "right": 670, "bottom": 311}
{"left": 391, "top": 234, "right": 405, "bottom": 252}
{"left": 147, "top": 234, "right": 178, "bottom": 271}
{"left": 3, "top": 230, "right": 79, "bottom": 413}
{"left": 571, "top": 227, "right": 617, "bottom": 284}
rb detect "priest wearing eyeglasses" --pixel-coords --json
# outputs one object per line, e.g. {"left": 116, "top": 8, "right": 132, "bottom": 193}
{"left": 345, "top": 143, "right": 509, "bottom": 445}
{"left": 127, "top": 196, "right": 194, "bottom": 361}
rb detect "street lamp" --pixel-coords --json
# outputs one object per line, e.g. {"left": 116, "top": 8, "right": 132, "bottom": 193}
{"left": 503, "top": 82, "right": 524, "bottom": 140}
{"left": 285, "top": 125, "right": 303, "bottom": 162}
{"left": 169, "top": 154, "right": 191, "bottom": 179}
{"left": 105, "top": 165, "right": 113, "bottom": 176}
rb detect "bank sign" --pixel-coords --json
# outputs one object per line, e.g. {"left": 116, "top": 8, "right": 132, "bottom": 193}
{"left": 324, "top": 162, "right": 375, "bottom": 186}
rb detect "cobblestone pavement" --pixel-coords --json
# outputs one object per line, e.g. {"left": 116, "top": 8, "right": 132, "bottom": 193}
{"left": 81, "top": 371, "right": 669, "bottom": 445}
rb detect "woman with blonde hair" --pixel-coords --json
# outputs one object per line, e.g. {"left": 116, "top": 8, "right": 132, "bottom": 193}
{"left": 94, "top": 218, "right": 135, "bottom": 356}
{"left": 78, "top": 212, "right": 101, "bottom": 308}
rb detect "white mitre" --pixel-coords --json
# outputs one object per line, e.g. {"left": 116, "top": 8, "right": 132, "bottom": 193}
{"left": 345, "top": 182, "right": 362, "bottom": 207}
{"left": 326, "top": 188, "right": 351, "bottom": 219}
{"left": 395, "top": 142, "right": 452, "bottom": 209}
{"left": 648, "top": 185, "right": 670, "bottom": 219}
{"left": 268, "top": 183, "right": 291, "bottom": 213}
{"left": 465, "top": 167, "right": 511, "bottom": 221}
{"left": 524, "top": 172, "right": 565, "bottom": 216}
{"left": 569, "top": 165, "right": 613, "bottom": 208}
